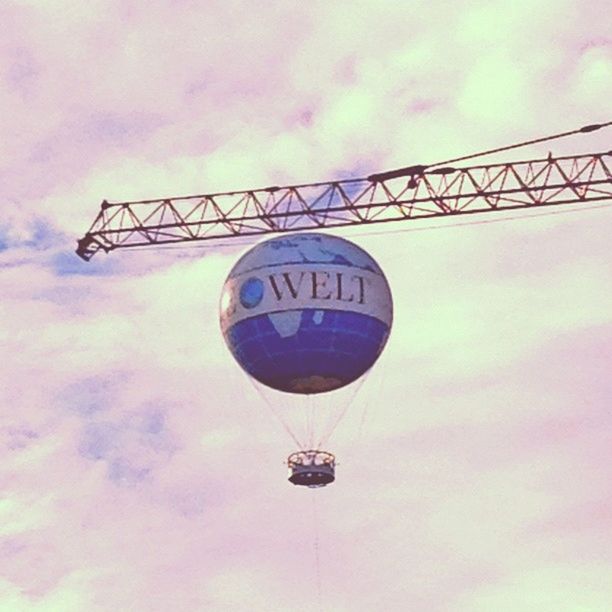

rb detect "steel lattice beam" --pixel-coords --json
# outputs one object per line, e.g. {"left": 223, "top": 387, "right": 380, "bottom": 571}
{"left": 76, "top": 151, "right": 612, "bottom": 260}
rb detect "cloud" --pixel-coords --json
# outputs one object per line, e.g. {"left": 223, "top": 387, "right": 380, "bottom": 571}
{"left": 1, "top": 0, "right": 611, "bottom": 609}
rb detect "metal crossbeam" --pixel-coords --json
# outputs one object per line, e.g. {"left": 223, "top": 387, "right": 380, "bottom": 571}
{"left": 76, "top": 151, "right": 612, "bottom": 260}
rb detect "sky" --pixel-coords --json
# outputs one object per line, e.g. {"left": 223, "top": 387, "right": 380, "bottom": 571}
{"left": 1, "top": 0, "right": 611, "bottom": 610}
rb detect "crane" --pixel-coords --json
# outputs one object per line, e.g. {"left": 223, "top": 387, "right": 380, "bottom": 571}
{"left": 76, "top": 123, "right": 612, "bottom": 260}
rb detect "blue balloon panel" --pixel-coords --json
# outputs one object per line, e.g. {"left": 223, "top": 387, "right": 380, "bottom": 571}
{"left": 225, "top": 309, "right": 390, "bottom": 393}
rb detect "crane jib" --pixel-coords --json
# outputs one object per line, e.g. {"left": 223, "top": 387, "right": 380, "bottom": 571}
{"left": 75, "top": 122, "right": 612, "bottom": 260}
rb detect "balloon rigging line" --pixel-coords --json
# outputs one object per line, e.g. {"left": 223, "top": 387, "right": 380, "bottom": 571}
{"left": 350, "top": 376, "right": 372, "bottom": 448}
{"left": 247, "top": 378, "right": 303, "bottom": 449}
{"left": 303, "top": 398, "right": 310, "bottom": 449}
{"left": 309, "top": 400, "right": 316, "bottom": 449}
{"left": 305, "top": 397, "right": 315, "bottom": 449}
{"left": 317, "top": 374, "right": 369, "bottom": 450}
{"left": 317, "top": 392, "right": 337, "bottom": 448}
{"left": 355, "top": 355, "right": 390, "bottom": 450}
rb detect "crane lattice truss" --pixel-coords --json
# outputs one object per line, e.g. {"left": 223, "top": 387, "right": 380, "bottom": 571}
{"left": 76, "top": 151, "right": 612, "bottom": 260}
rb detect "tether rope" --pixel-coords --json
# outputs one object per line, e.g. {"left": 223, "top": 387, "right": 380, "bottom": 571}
{"left": 311, "top": 490, "right": 323, "bottom": 612}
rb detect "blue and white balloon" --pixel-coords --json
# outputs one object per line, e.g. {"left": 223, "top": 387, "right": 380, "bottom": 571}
{"left": 220, "top": 232, "right": 393, "bottom": 394}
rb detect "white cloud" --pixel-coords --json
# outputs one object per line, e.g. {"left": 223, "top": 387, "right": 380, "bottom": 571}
{"left": 1, "top": 0, "right": 611, "bottom": 609}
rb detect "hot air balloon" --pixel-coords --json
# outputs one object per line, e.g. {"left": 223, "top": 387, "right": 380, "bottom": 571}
{"left": 220, "top": 232, "right": 392, "bottom": 486}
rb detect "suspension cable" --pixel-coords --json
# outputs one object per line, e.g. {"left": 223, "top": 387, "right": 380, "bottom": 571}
{"left": 248, "top": 378, "right": 303, "bottom": 448}
{"left": 316, "top": 375, "right": 368, "bottom": 449}
{"left": 309, "top": 399, "right": 316, "bottom": 449}
{"left": 369, "top": 121, "right": 612, "bottom": 181}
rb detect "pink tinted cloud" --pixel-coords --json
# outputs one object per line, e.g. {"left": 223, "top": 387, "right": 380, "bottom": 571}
{"left": 1, "top": 0, "right": 611, "bottom": 610}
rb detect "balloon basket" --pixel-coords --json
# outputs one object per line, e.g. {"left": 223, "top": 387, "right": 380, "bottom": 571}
{"left": 287, "top": 450, "right": 336, "bottom": 488}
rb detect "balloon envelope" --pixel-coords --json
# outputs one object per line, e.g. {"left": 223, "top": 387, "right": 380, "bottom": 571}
{"left": 220, "top": 232, "right": 393, "bottom": 394}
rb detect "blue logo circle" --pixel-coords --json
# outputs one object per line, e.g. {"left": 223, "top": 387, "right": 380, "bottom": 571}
{"left": 239, "top": 277, "right": 264, "bottom": 309}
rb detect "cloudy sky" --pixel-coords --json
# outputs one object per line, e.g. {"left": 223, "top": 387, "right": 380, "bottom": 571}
{"left": 1, "top": 1, "right": 611, "bottom": 610}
